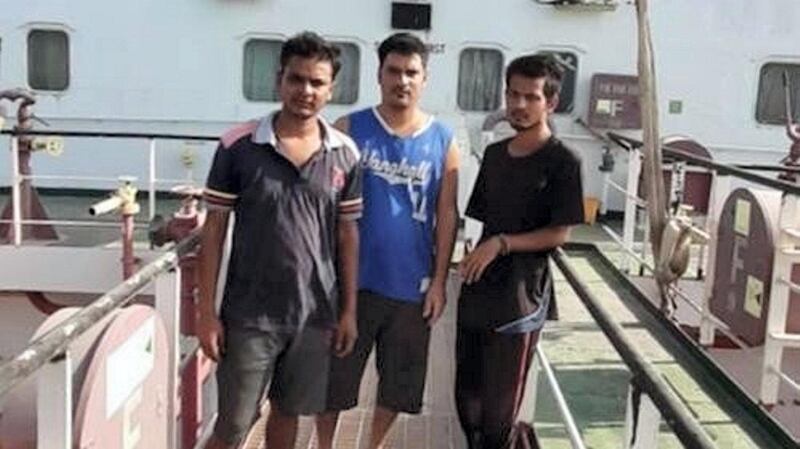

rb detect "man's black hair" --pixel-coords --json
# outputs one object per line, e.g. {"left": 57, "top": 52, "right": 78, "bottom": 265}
{"left": 377, "top": 32, "right": 428, "bottom": 68}
{"left": 280, "top": 31, "right": 342, "bottom": 79}
{"left": 505, "top": 54, "right": 564, "bottom": 100}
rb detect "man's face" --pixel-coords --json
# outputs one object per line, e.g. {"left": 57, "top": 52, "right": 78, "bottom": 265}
{"left": 504, "top": 75, "right": 558, "bottom": 131}
{"left": 378, "top": 52, "right": 426, "bottom": 109}
{"left": 278, "top": 56, "right": 335, "bottom": 120}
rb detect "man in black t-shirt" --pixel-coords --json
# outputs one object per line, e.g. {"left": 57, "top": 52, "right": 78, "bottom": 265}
{"left": 456, "top": 54, "right": 584, "bottom": 449}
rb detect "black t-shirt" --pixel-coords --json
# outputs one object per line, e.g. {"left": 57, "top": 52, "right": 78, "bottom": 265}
{"left": 458, "top": 136, "right": 584, "bottom": 331}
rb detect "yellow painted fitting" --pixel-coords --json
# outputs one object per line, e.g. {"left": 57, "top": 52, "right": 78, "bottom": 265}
{"left": 118, "top": 182, "right": 141, "bottom": 216}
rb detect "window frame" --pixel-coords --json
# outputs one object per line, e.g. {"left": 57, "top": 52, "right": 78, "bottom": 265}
{"left": 535, "top": 50, "right": 579, "bottom": 114}
{"left": 241, "top": 38, "right": 361, "bottom": 105}
{"left": 242, "top": 37, "right": 284, "bottom": 103}
{"left": 456, "top": 47, "right": 505, "bottom": 112}
{"left": 329, "top": 41, "right": 360, "bottom": 105}
{"left": 755, "top": 61, "right": 800, "bottom": 125}
{"left": 27, "top": 28, "right": 71, "bottom": 92}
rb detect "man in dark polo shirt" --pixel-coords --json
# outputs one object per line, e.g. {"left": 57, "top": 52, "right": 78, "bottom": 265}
{"left": 197, "top": 32, "right": 362, "bottom": 449}
{"left": 456, "top": 55, "right": 584, "bottom": 449}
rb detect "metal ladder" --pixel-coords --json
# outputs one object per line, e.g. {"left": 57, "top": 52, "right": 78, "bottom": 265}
{"left": 760, "top": 192, "right": 800, "bottom": 404}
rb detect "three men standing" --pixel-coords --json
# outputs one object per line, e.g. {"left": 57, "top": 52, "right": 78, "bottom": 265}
{"left": 197, "top": 31, "right": 581, "bottom": 449}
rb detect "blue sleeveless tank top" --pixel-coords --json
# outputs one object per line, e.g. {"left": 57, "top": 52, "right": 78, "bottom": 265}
{"left": 350, "top": 108, "right": 453, "bottom": 302}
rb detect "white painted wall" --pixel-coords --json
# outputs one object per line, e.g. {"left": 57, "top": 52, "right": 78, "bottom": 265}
{"left": 0, "top": 0, "right": 797, "bottom": 212}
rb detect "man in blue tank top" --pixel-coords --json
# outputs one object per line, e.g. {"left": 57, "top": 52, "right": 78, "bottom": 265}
{"left": 316, "top": 33, "right": 460, "bottom": 449}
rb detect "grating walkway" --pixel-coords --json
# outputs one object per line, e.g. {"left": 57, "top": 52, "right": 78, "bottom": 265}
{"left": 243, "top": 276, "right": 468, "bottom": 449}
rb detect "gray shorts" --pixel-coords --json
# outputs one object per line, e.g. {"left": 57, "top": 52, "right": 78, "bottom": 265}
{"left": 213, "top": 325, "right": 332, "bottom": 445}
{"left": 326, "top": 291, "right": 431, "bottom": 414}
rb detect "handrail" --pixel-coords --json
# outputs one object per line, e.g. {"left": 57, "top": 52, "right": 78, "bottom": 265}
{"left": 598, "top": 223, "right": 750, "bottom": 349}
{"left": 552, "top": 248, "right": 718, "bottom": 449}
{"left": 606, "top": 132, "right": 800, "bottom": 196}
{"left": 1, "top": 129, "right": 218, "bottom": 141}
{"left": 0, "top": 230, "right": 201, "bottom": 399}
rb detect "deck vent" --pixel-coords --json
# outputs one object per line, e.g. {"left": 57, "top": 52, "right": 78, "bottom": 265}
{"left": 391, "top": 2, "right": 431, "bottom": 30}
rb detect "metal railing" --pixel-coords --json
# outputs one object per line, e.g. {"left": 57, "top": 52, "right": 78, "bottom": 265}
{"left": 602, "top": 132, "right": 800, "bottom": 405}
{"left": 532, "top": 346, "right": 588, "bottom": 449}
{"left": 0, "top": 230, "right": 200, "bottom": 449}
{"left": 1, "top": 129, "right": 217, "bottom": 246}
{"left": 553, "top": 248, "right": 718, "bottom": 449}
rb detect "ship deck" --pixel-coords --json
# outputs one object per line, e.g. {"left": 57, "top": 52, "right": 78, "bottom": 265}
{"left": 0, "top": 193, "right": 797, "bottom": 449}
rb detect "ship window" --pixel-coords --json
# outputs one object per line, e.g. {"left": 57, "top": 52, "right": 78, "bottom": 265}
{"left": 28, "top": 30, "right": 69, "bottom": 91}
{"left": 537, "top": 51, "right": 578, "bottom": 114}
{"left": 243, "top": 39, "right": 359, "bottom": 104}
{"left": 243, "top": 39, "right": 282, "bottom": 102}
{"left": 331, "top": 42, "right": 359, "bottom": 105}
{"left": 756, "top": 63, "right": 800, "bottom": 125}
{"left": 458, "top": 48, "right": 503, "bottom": 111}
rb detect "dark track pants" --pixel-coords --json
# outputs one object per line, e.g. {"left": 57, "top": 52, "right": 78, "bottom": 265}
{"left": 455, "top": 327, "right": 539, "bottom": 449}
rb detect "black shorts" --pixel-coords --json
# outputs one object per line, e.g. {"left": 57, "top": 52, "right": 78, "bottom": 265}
{"left": 213, "top": 325, "right": 332, "bottom": 445}
{"left": 326, "top": 291, "right": 431, "bottom": 414}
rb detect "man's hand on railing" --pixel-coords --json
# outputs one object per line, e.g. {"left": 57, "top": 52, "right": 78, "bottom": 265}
{"left": 197, "top": 311, "right": 225, "bottom": 362}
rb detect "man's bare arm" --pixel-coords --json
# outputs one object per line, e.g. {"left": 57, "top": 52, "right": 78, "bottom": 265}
{"left": 196, "top": 209, "right": 230, "bottom": 362}
{"left": 423, "top": 142, "right": 460, "bottom": 325}
{"left": 459, "top": 225, "right": 571, "bottom": 285}
{"left": 334, "top": 219, "right": 359, "bottom": 356}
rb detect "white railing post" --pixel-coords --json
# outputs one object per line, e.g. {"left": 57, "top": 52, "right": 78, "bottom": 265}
{"left": 699, "top": 173, "right": 729, "bottom": 346}
{"left": 536, "top": 348, "right": 587, "bottom": 449}
{"left": 149, "top": 139, "right": 157, "bottom": 220}
{"left": 519, "top": 350, "right": 541, "bottom": 422}
{"left": 37, "top": 352, "right": 73, "bottom": 449}
{"left": 622, "top": 385, "right": 660, "bottom": 449}
{"left": 600, "top": 171, "right": 611, "bottom": 216}
{"left": 639, "top": 213, "right": 650, "bottom": 276}
{"left": 622, "top": 149, "right": 642, "bottom": 273}
{"left": 155, "top": 268, "right": 181, "bottom": 449}
{"left": 760, "top": 193, "right": 799, "bottom": 404}
{"left": 11, "top": 136, "right": 22, "bottom": 246}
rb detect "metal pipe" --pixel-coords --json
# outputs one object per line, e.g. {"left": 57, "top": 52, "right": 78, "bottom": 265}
{"left": 122, "top": 213, "right": 136, "bottom": 279}
{"left": 601, "top": 223, "right": 655, "bottom": 272}
{"left": 149, "top": 139, "right": 157, "bottom": 220}
{"left": 0, "top": 230, "right": 201, "bottom": 399}
{"left": 552, "top": 248, "right": 718, "bottom": 449}
{"left": 607, "top": 132, "right": 800, "bottom": 196}
{"left": 732, "top": 164, "right": 800, "bottom": 173}
{"left": 22, "top": 174, "right": 129, "bottom": 183}
{"left": 774, "top": 368, "right": 800, "bottom": 395}
{"left": 606, "top": 180, "right": 648, "bottom": 207}
{"left": 0, "top": 219, "right": 148, "bottom": 228}
{"left": 622, "top": 148, "right": 643, "bottom": 273}
{"left": 10, "top": 136, "right": 21, "bottom": 246}
{"left": 88, "top": 196, "right": 123, "bottom": 216}
{"left": 1, "top": 128, "right": 218, "bottom": 141}
{"left": 535, "top": 346, "right": 588, "bottom": 449}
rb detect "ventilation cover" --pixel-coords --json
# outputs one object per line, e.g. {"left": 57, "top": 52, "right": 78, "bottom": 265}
{"left": 391, "top": 2, "right": 431, "bottom": 30}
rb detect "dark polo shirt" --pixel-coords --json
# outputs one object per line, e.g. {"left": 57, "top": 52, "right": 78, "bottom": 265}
{"left": 203, "top": 112, "right": 363, "bottom": 331}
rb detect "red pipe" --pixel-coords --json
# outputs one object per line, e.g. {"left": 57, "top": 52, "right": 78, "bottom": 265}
{"left": 121, "top": 213, "right": 136, "bottom": 279}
